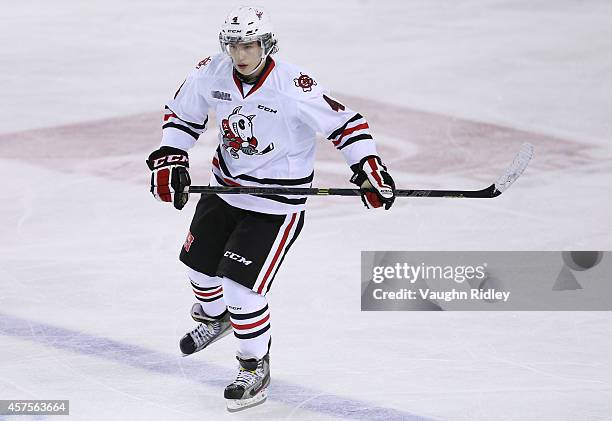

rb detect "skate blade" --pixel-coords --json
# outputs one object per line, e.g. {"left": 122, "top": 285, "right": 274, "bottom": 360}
{"left": 226, "top": 389, "right": 267, "bottom": 412}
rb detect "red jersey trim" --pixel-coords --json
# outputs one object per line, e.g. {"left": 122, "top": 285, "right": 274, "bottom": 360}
{"left": 232, "top": 58, "right": 276, "bottom": 99}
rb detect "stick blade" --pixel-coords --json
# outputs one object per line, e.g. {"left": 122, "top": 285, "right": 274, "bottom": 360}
{"left": 494, "top": 142, "right": 534, "bottom": 193}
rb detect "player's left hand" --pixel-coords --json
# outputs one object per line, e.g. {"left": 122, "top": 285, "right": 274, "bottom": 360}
{"left": 146, "top": 146, "right": 191, "bottom": 210}
{"left": 350, "top": 155, "right": 396, "bottom": 210}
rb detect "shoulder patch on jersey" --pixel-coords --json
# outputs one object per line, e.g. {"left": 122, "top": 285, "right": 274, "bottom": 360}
{"left": 293, "top": 72, "right": 317, "bottom": 92}
{"left": 195, "top": 56, "right": 211, "bottom": 69}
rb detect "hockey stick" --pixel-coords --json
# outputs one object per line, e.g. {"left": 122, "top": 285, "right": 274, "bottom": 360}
{"left": 188, "top": 143, "right": 534, "bottom": 198}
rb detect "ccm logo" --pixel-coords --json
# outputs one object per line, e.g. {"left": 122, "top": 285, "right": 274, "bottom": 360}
{"left": 224, "top": 251, "right": 252, "bottom": 266}
{"left": 257, "top": 104, "right": 277, "bottom": 113}
{"left": 152, "top": 154, "right": 187, "bottom": 168}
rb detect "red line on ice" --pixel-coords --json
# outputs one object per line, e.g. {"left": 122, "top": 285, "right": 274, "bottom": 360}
{"left": 0, "top": 95, "right": 600, "bottom": 185}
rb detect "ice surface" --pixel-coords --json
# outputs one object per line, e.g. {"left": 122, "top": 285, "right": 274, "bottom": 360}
{"left": 1, "top": 1, "right": 612, "bottom": 420}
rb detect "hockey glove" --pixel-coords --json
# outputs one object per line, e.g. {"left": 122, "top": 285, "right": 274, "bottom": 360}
{"left": 146, "top": 146, "right": 191, "bottom": 210}
{"left": 350, "top": 155, "right": 396, "bottom": 210}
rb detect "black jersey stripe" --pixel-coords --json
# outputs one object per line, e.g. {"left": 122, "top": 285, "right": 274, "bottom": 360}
{"left": 163, "top": 115, "right": 208, "bottom": 132}
{"left": 213, "top": 173, "right": 240, "bottom": 187}
{"left": 214, "top": 146, "right": 232, "bottom": 177}
{"left": 162, "top": 122, "right": 200, "bottom": 140}
{"left": 173, "top": 81, "right": 185, "bottom": 99}
{"left": 239, "top": 171, "right": 314, "bottom": 186}
{"left": 215, "top": 146, "right": 235, "bottom": 178}
{"left": 164, "top": 106, "right": 208, "bottom": 130}
{"left": 337, "top": 133, "right": 374, "bottom": 150}
{"left": 258, "top": 194, "right": 307, "bottom": 205}
{"left": 214, "top": 174, "right": 308, "bottom": 204}
{"left": 328, "top": 113, "right": 363, "bottom": 140}
{"left": 215, "top": 147, "right": 314, "bottom": 186}
{"left": 233, "top": 323, "right": 271, "bottom": 339}
{"left": 217, "top": 156, "right": 314, "bottom": 186}
{"left": 229, "top": 304, "right": 269, "bottom": 320}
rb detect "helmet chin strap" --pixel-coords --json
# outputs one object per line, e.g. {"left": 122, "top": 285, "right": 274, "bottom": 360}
{"left": 239, "top": 57, "right": 265, "bottom": 77}
{"left": 233, "top": 51, "right": 269, "bottom": 83}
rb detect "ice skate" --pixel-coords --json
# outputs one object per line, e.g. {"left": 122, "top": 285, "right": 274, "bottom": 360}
{"left": 179, "top": 303, "right": 231, "bottom": 355}
{"left": 224, "top": 352, "right": 270, "bottom": 412}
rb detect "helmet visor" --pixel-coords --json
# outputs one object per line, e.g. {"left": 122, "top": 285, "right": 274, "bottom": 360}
{"left": 220, "top": 32, "right": 276, "bottom": 58}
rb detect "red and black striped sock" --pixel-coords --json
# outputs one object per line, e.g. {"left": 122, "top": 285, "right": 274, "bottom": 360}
{"left": 186, "top": 268, "right": 226, "bottom": 318}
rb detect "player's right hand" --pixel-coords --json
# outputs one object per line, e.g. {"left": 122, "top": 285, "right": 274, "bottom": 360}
{"left": 146, "top": 146, "right": 191, "bottom": 210}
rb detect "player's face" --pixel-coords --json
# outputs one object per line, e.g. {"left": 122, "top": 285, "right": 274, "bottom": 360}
{"left": 228, "top": 41, "right": 264, "bottom": 76}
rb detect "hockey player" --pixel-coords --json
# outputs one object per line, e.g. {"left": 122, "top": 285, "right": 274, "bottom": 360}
{"left": 146, "top": 6, "right": 395, "bottom": 412}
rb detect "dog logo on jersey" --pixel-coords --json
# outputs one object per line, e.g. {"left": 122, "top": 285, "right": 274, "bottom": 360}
{"left": 195, "top": 56, "right": 211, "bottom": 69}
{"left": 294, "top": 72, "right": 317, "bottom": 92}
{"left": 221, "top": 106, "right": 275, "bottom": 159}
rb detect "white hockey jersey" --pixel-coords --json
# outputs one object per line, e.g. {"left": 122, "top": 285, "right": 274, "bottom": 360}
{"left": 160, "top": 53, "right": 378, "bottom": 215}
